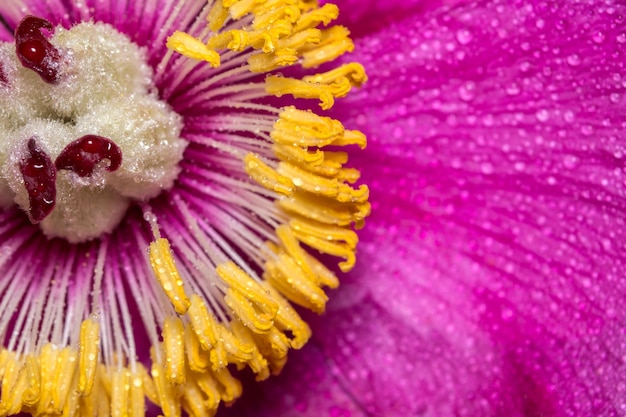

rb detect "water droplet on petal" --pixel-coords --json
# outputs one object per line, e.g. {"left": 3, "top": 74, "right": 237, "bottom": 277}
{"left": 536, "top": 109, "right": 549, "bottom": 122}
{"left": 458, "top": 81, "right": 476, "bottom": 101}
{"left": 455, "top": 29, "right": 473, "bottom": 45}
{"left": 567, "top": 54, "right": 581, "bottom": 66}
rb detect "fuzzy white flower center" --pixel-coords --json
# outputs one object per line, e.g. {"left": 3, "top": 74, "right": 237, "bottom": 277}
{"left": 0, "top": 20, "right": 186, "bottom": 243}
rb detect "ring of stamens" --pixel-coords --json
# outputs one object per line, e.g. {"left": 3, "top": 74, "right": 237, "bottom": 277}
{"left": 0, "top": 0, "right": 369, "bottom": 416}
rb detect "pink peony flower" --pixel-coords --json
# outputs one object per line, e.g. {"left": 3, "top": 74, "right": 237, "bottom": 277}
{"left": 220, "top": 1, "right": 626, "bottom": 416}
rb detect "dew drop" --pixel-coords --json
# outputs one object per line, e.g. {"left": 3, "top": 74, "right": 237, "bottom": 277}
{"left": 455, "top": 28, "right": 473, "bottom": 45}
{"left": 458, "top": 81, "right": 476, "bottom": 101}
{"left": 535, "top": 109, "right": 549, "bottom": 122}
{"left": 592, "top": 31, "right": 605, "bottom": 43}
{"left": 567, "top": 54, "right": 581, "bottom": 67}
{"left": 506, "top": 83, "right": 521, "bottom": 95}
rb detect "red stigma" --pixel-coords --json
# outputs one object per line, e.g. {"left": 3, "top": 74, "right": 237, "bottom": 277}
{"left": 55, "top": 135, "right": 122, "bottom": 177}
{"left": 0, "top": 62, "right": 7, "bottom": 85}
{"left": 19, "top": 138, "right": 56, "bottom": 224}
{"left": 15, "top": 16, "right": 60, "bottom": 84}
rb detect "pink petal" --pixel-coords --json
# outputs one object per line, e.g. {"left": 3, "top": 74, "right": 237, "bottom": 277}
{"left": 222, "top": 1, "right": 626, "bottom": 416}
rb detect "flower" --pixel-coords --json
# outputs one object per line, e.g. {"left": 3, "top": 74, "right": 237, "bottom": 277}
{"left": 0, "top": 1, "right": 369, "bottom": 416}
{"left": 217, "top": 1, "right": 626, "bottom": 416}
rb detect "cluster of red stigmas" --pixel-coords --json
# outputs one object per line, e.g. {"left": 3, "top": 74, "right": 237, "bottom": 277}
{"left": 6, "top": 16, "right": 123, "bottom": 223}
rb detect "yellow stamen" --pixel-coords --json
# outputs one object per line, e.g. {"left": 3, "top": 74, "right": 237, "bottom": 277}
{"left": 277, "top": 162, "right": 369, "bottom": 204}
{"left": 149, "top": 238, "right": 191, "bottom": 314}
{"left": 151, "top": 362, "right": 181, "bottom": 417}
{"left": 184, "top": 325, "right": 210, "bottom": 372}
{"left": 265, "top": 75, "right": 337, "bottom": 109}
{"left": 264, "top": 253, "right": 329, "bottom": 313}
{"left": 303, "top": 62, "right": 367, "bottom": 88}
{"left": 130, "top": 370, "right": 146, "bottom": 417}
{"left": 244, "top": 153, "right": 295, "bottom": 195}
{"left": 216, "top": 261, "right": 280, "bottom": 320}
{"left": 111, "top": 368, "right": 130, "bottom": 417}
{"left": 166, "top": 31, "right": 221, "bottom": 67}
{"left": 162, "top": 317, "right": 186, "bottom": 385}
{"left": 207, "top": 0, "right": 229, "bottom": 32}
{"left": 229, "top": 320, "right": 270, "bottom": 380}
{"left": 78, "top": 317, "right": 100, "bottom": 396}
{"left": 22, "top": 355, "right": 40, "bottom": 408}
{"left": 187, "top": 295, "right": 219, "bottom": 351}
{"left": 210, "top": 323, "right": 255, "bottom": 368}
{"left": 224, "top": 288, "right": 275, "bottom": 333}
{"left": 301, "top": 26, "right": 354, "bottom": 68}
{"left": 53, "top": 347, "right": 77, "bottom": 413}
{"left": 294, "top": 3, "right": 339, "bottom": 31}
{"left": 260, "top": 282, "right": 312, "bottom": 348}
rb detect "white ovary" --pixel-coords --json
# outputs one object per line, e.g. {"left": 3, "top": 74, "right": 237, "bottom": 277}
{"left": 0, "top": 21, "right": 186, "bottom": 243}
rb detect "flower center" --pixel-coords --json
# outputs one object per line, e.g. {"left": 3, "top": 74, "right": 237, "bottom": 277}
{"left": 0, "top": 16, "right": 186, "bottom": 243}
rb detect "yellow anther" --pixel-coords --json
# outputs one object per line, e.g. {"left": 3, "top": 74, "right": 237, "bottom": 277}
{"left": 151, "top": 363, "right": 181, "bottom": 417}
{"left": 302, "top": 249, "right": 339, "bottom": 288}
{"left": 0, "top": 352, "right": 26, "bottom": 415}
{"left": 266, "top": 75, "right": 336, "bottom": 109}
{"left": 216, "top": 262, "right": 279, "bottom": 318}
{"left": 303, "top": 62, "right": 367, "bottom": 88}
{"left": 277, "top": 162, "right": 369, "bottom": 203}
{"left": 229, "top": 320, "right": 270, "bottom": 380}
{"left": 37, "top": 343, "right": 59, "bottom": 415}
{"left": 130, "top": 370, "right": 145, "bottom": 417}
{"left": 333, "top": 129, "right": 367, "bottom": 149}
{"left": 62, "top": 387, "right": 80, "bottom": 417}
{"left": 250, "top": 0, "right": 297, "bottom": 16}
{"left": 206, "top": 30, "right": 246, "bottom": 51}
{"left": 276, "top": 224, "right": 318, "bottom": 283}
{"left": 210, "top": 323, "right": 255, "bottom": 369}
{"left": 227, "top": 0, "right": 262, "bottom": 19}
{"left": 244, "top": 153, "right": 295, "bottom": 195}
{"left": 53, "top": 347, "right": 78, "bottom": 413}
{"left": 224, "top": 288, "right": 275, "bottom": 333}
{"left": 294, "top": 3, "right": 338, "bottom": 31}
{"left": 99, "top": 364, "right": 112, "bottom": 395}
{"left": 181, "top": 377, "right": 211, "bottom": 417}
{"left": 302, "top": 26, "right": 354, "bottom": 68}
{"left": 166, "top": 31, "right": 221, "bottom": 67}
{"left": 111, "top": 368, "right": 130, "bottom": 417}
{"left": 277, "top": 28, "right": 321, "bottom": 51}
{"left": 248, "top": 49, "right": 299, "bottom": 72}
{"left": 289, "top": 194, "right": 370, "bottom": 229}
{"left": 207, "top": 0, "right": 229, "bottom": 32}
{"left": 253, "top": 5, "right": 301, "bottom": 28}
{"left": 149, "top": 238, "right": 191, "bottom": 314}
{"left": 137, "top": 363, "right": 159, "bottom": 407}
{"left": 250, "top": 326, "right": 290, "bottom": 374}
{"left": 271, "top": 106, "right": 344, "bottom": 147}
{"left": 305, "top": 158, "right": 361, "bottom": 183}
{"left": 294, "top": 232, "right": 356, "bottom": 272}
{"left": 273, "top": 143, "right": 324, "bottom": 166}
{"left": 78, "top": 317, "right": 100, "bottom": 396}
{"left": 22, "top": 355, "right": 40, "bottom": 407}
{"left": 184, "top": 325, "right": 210, "bottom": 372}
{"left": 265, "top": 254, "right": 328, "bottom": 313}
{"left": 261, "top": 282, "right": 312, "bottom": 348}
{"left": 163, "top": 317, "right": 186, "bottom": 385}
{"left": 187, "top": 295, "right": 219, "bottom": 351}
{"left": 191, "top": 371, "right": 221, "bottom": 412}
{"left": 290, "top": 216, "right": 358, "bottom": 249}
{"left": 211, "top": 367, "right": 242, "bottom": 403}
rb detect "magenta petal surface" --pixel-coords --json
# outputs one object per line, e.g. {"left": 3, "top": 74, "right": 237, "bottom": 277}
{"left": 223, "top": 1, "right": 626, "bottom": 416}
